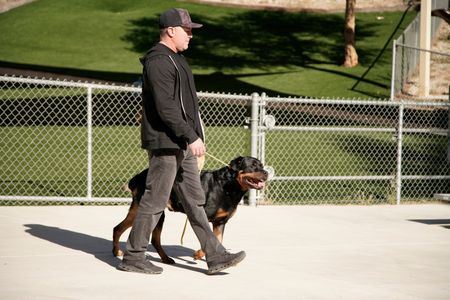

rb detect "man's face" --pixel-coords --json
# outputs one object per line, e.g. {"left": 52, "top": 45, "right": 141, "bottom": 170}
{"left": 172, "top": 26, "right": 193, "bottom": 52}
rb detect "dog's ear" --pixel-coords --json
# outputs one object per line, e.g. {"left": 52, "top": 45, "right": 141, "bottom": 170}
{"left": 229, "top": 156, "right": 244, "bottom": 171}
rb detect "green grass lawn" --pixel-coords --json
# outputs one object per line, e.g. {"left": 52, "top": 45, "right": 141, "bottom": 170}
{"left": 0, "top": 0, "right": 417, "bottom": 98}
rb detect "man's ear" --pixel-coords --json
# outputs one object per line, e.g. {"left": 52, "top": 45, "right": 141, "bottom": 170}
{"left": 165, "top": 27, "right": 176, "bottom": 38}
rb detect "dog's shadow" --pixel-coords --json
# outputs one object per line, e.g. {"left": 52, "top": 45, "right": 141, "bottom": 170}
{"left": 23, "top": 224, "right": 217, "bottom": 274}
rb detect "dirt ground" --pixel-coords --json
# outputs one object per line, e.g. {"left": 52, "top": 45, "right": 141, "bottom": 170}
{"left": 187, "top": 0, "right": 407, "bottom": 12}
{"left": 0, "top": 0, "right": 34, "bottom": 13}
{"left": 431, "top": 24, "right": 450, "bottom": 96}
{"left": 402, "top": 22, "right": 450, "bottom": 98}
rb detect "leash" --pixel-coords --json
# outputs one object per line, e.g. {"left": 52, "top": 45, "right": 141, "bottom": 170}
{"left": 180, "top": 217, "right": 189, "bottom": 245}
{"left": 205, "top": 152, "right": 230, "bottom": 168}
{"left": 180, "top": 152, "right": 229, "bottom": 245}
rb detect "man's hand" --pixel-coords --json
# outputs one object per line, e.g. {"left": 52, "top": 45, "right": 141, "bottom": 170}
{"left": 188, "top": 138, "right": 206, "bottom": 157}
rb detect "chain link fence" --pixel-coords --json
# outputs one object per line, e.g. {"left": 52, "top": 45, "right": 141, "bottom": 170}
{"left": 1, "top": 75, "right": 449, "bottom": 205}
{"left": 258, "top": 94, "right": 449, "bottom": 204}
{"left": 0, "top": 76, "right": 253, "bottom": 205}
{"left": 391, "top": 0, "right": 449, "bottom": 99}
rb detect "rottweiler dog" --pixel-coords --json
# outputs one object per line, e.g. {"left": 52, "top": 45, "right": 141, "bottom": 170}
{"left": 113, "top": 156, "right": 268, "bottom": 264}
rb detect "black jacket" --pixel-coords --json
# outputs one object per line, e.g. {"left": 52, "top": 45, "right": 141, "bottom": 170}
{"left": 140, "top": 43, "right": 204, "bottom": 150}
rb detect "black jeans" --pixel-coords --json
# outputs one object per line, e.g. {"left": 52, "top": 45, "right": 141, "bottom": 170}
{"left": 122, "top": 148, "right": 226, "bottom": 263}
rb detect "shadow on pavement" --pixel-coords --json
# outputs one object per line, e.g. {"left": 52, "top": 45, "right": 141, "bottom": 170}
{"left": 24, "top": 224, "right": 121, "bottom": 267}
{"left": 23, "top": 224, "right": 221, "bottom": 274}
{"left": 409, "top": 219, "right": 450, "bottom": 230}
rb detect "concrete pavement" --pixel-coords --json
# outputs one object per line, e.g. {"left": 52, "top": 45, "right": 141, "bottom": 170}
{"left": 1, "top": 204, "right": 449, "bottom": 300}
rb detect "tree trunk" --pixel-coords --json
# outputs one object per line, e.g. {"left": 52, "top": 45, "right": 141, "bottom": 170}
{"left": 343, "top": 0, "right": 358, "bottom": 67}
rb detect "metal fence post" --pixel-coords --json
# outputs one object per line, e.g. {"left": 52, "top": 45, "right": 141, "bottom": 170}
{"left": 87, "top": 87, "right": 93, "bottom": 201}
{"left": 249, "top": 92, "right": 260, "bottom": 207}
{"left": 396, "top": 102, "right": 404, "bottom": 204}
{"left": 259, "top": 92, "right": 267, "bottom": 165}
{"left": 391, "top": 39, "right": 397, "bottom": 101}
{"left": 257, "top": 92, "right": 268, "bottom": 205}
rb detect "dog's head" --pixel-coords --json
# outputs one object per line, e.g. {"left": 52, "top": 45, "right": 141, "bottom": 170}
{"left": 229, "top": 156, "right": 268, "bottom": 191}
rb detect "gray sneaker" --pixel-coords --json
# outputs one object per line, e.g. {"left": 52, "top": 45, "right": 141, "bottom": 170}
{"left": 207, "top": 251, "right": 246, "bottom": 275}
{"left": 117, "top": 259, "right": 163, "bottom": 274}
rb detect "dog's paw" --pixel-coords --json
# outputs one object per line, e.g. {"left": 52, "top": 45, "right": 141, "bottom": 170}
{"left": 193, "top": 249, "right": 205, "bottom": 260}
{"left": 162, "top": 257, "right": 176, "bottom": 265}
{"left": 113, "top": 248, "right": 124, "bottom": 257}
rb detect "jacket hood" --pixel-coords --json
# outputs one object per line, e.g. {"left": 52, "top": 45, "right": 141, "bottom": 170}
{"left": 140, "top": 43, "right": 174, "bottom": 65}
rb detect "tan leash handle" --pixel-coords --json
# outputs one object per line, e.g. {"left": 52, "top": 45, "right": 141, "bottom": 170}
{"left": 180, "top": 216, "right": 188, "bottom": 245}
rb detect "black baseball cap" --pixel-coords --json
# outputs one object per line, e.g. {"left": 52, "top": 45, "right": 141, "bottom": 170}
{"left": 159, "top": 8, "right": 203, "bottom": 29}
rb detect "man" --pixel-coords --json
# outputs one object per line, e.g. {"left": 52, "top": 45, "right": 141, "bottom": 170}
{"left": 117, "top": 8, "right": 246, "bottom": 275}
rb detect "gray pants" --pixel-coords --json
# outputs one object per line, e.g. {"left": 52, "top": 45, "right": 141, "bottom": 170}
{"left": 123, "top": 148, "right": 226, "bottom": 263}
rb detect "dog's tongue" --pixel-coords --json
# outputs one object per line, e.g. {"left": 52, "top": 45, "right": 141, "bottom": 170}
{"left": 257, "top": 181, "right": 265, "bottom": 189}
